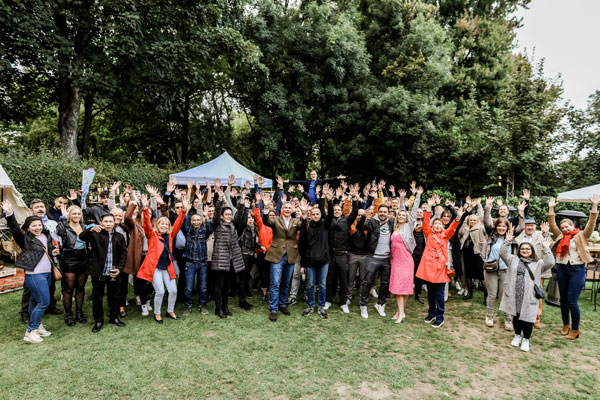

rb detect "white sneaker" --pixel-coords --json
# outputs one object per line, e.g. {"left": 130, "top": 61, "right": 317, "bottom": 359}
{"left": 340, "top": 304, "right": 350, "bottom": 314}
{"left": 520, "top": 338, "right": 530, "bottom": 352}
{"left": 24, "top": 330, "right": 43, "bottom": 343}
{"left": 36, "top": 324, "right": 52, "bottom": 337}
{"left": 511, "top": 334, "right": 522, "bottom": 347}
{"left": 360, "top": 306, "right": 369, "bottom": 319}
{"left": 370, "top": 288, "right": 378, "bottom": 298}
{"left": 141, "top": 304, "right": 149, "bottom": 317}
{"left": 374, "top": 303, "right": 386, "bottom": 317}
{"left": 457, "top": 288, "right": 465, "bottom": 296}
{"left": 455, "top": 281, "right": 462, "bottom": 291}
{"left": 485, "top": 317, "right": 494, "bottom": 327}
{"left": 135, "top": 295, "right": 142, "bottom": 306}
{"left": 146, "top": 301, "right": 152, "bottom": 311}
{"left": 504, "top": 319, "right": 513, "bottom": 331}
{"left": 323, "top": 302, "right": 331, "bottom": 311}
{"left": 422, "top": 284, "right": 428, "bottom": 292}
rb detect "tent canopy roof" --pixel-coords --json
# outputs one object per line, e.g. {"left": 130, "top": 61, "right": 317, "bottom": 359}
{"left": 169, "top": 152, "right": 273, "bottom": 188}
{"left": 557, "top": 184, "right": 600, "bottom": 203}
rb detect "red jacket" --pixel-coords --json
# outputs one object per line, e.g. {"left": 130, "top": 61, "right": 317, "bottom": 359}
{"left": 136, "top": 207, "right": 186, "bottom": 282}
{"left": 416, "top": 211, "right": 459, "bottom": 284}
{"left": 253, "top": 207, "right": 273, "bottom": 254}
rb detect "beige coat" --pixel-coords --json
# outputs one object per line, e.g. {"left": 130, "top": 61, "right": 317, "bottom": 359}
{"left": 499, "top": 243, "right": 554, "bottom": 323}
{"left": 459, "top": 225, "right": 487, "bottom": 255}
{"left": 548, "top": 211, "right": 598, "bottom": 264}
{"left": 263, "top": 214, "right": 307, "bottom": 264}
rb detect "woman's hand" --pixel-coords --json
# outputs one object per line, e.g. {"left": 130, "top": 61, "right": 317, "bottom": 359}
{"left": 52, "top": 248, "right": 60, "bottom": 256}
{"left": 548, "top": 197, "right": 556, "bottom": 209}
{"left": 505, "top": 228, "right": 514, "bottom": 242}
{"left": 1, "top": 200, "right": 12, "bottom": 214}
{"left": 540, "top": 221, "right": 550, "bottom": 234}
{"left": 542, "top": 236, "right": 552, "bottom": 248}
{"left": 140, "top": 194, "right": 149, "bottom": 209}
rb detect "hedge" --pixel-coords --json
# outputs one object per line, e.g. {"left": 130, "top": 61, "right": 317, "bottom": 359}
{"left": 0, "top": 148, "right": 173, "bottom": 206}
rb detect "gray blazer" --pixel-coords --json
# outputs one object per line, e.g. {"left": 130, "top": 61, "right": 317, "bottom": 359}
{"left": 396, "top": 196, "right": 421, "bottom": 254}
{"left": 498, "top": 242, "right": 554, "bottom": 323}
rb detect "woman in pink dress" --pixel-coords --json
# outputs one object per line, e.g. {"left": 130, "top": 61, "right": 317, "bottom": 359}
{"left": 389, "top": 186, "right": 423, "bottom": 323}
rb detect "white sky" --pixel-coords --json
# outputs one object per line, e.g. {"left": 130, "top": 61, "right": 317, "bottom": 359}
{"left": 514, "top": 0, "right": 600, "bottom": 110}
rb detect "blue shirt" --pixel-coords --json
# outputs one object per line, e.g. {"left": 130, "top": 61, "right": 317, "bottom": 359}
{"left": 487, "top": 237, "right": 507, "bottom": 270}
{"left": 308, "top": 181, "right": 316, "bottom": 203}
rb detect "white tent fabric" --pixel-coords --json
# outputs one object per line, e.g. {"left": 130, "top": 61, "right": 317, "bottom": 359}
{"left": 0, "top": 164, "right": 31, "bottom": 225}
{"left": 557, "top": 184, "right": 600, "bottom": 203}
{"left": 170, "top": 152, "right": 273, "bottom": 188}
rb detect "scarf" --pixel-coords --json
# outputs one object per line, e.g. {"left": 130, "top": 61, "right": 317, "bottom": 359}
{"left": 556, "top": 228, "right": 580, "bottom": 258}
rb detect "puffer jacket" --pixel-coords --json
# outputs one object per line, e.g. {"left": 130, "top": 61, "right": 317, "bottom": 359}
{"left": 210, "top": 199, "right": 245, "bottom": 273}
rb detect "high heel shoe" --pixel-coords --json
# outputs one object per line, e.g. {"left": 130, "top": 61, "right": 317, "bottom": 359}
{"left": 395, "top": 313, "right": 406, "bottom": 324}
{"left": 154, "top": 314, "right": 163, "bottom": 324}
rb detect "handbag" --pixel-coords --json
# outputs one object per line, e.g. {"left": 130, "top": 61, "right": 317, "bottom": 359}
{"left": 37, "top": 241, "right": 63, "bottom": 281}
{"left": 446, "top": 262, "right": 456, "bottom": 278}
{"left": 523, "top": 262, "right": 546, "bottom": 299}
{"left": 484, "top": 260, "right": 499, "bottom": 272}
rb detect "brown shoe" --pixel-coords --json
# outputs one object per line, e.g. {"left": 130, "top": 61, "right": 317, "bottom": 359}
{"left": 533, "top": 319, "right": 541, "bottom": 329}
{"left": 279, "top": 307, "right": 291, "bottom": 316}
{"left": 560, "top": 324, "right": 570, "bottom": 336}
{"left": 565, "top": 329, "right": 580, "bottom": 340}
{"left": 269, "top": 312, "right": 278, "bottom": 322}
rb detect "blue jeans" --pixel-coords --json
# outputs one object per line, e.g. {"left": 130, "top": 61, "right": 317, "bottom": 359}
{"left": 307, "top": 264, "right": 329, "bottom": 308}
{"left": 557, "top": 263, "right": 586, "bottom": 330}
{"left": 269, "top": 254, "right": 295, "bottom": 312}
{"left": 25, "top": 272, "right": 51, "bottom": 331}
{"left": 426, "top": 282, "right": 446, "bottom": 324}
{"left": 184, "top": 262, "right": 208, "bottom": 308}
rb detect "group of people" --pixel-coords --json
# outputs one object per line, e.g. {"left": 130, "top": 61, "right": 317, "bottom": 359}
{"left": 2, "top": 171, "right": 597, "bottom": 353}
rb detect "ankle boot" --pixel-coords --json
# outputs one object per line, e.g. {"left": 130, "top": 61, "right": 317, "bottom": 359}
{"left": 565, "top": 329, "right": 580, "bottom": 340}
{"left": 64, "top": 312, "right": 76, "bottom": 326}
{"left": 76, "top": 310, "right": 87, "bottom": 323}
{"left": 223, "top": 305, "right": 232, "bottom": 316}
{"left": 560, "top": 324, "right": 570, "bottom": 336}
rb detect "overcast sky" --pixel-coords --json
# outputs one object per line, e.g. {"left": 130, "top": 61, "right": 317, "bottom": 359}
{"left": 514, "top": 0, "right": 600, "bottom": 110}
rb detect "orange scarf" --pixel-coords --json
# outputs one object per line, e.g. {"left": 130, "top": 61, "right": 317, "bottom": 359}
{"left": 557, "top": 228, "right": 580, "bottom": 258}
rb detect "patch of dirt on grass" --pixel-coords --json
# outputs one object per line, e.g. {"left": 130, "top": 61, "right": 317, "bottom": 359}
{"left": 202, "top": 330, "right": 215, "bottom": 337}
{"left": 334, "top": 381, "right": 394, "bottom": 399}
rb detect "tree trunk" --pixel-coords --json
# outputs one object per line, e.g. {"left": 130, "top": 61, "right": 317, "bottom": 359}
{"left": 181, "top": 93, "right": 190, "bottom": 164}
{"left": 57, "top": 78, "right": 81, "bottom": 158}
{"left": 81, "top": 94, "right": 94, "bottom": 158}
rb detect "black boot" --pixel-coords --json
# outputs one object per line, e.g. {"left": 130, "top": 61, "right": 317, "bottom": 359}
{"left": 64, "top": 312, "right": 76, "bottom": 326}
{"left": 223, "top": 305, "right": 232, "bottom": 316}
{"left": 75, "top": 309, "right": 87, "bottom": 323}
{"left": 215, "top": 305, "right": 227, "bottom": 319}
{"left": 414, "top": 294, "right": 424, "bottom": 305}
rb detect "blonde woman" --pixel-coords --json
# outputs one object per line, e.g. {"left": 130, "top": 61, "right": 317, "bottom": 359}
{"left": 136, "top": 194, "right": 188, "bottom": 323}
{"left": 56, "top": 205, "right": 89, "bottom": 325}
{"left": 389, "top": 186, "right": 422, "bottom": 323}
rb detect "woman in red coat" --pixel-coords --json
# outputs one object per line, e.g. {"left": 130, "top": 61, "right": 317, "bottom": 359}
{"left": 136, "top": 194, "right": 188, "bottom": 323}
{"left": 416, "top": 197, "right": 467, "bottom": 328}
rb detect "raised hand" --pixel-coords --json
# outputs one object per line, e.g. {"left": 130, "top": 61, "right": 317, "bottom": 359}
{"left": 398, "top": 189, "right": 407, "bottom": 198}
{"left": 455, "top": 207, "right": 464, "bottom": 221}
{"left": 472, "top": 197, "right": 481, "bottom": 207}
{"left": 338, "top": 175, "right": 346, "bottom": 180}
{"left": 1, "top": 200, "right": 11, "bottom": 214}
{"left": 433, "top": 194, "right": 441, "bottom": 205}
{"left": 183, "top": 199, "right": 191, "bottom": 212}
{"left": 465, "top": 196, "right": 471, "bottom": 206}
{"left": 445, "top": 200, "right": 452, "bottom": 207}
{"left": 542, "top": 235, "right": 552, "bottom": 248}
{"left": 340, "top": 180, "right": 348, "bottom": 190}
{"left": 187, "top": 180, "right": 193, "bottom": 190}
{"left": 591, "top": 194, "right": 600, "bottom": 205}
{"left": 517, "top": 200, "right": 527, "bottom": 215}
{"left": 388, "top": 184, "right": 395, "bottom": 194}
{"left": 244, "top": 180, "right": 251, "bottom": 190}
{"left": 540, "top": 221, "right": 550, "bottom": 234}
{"left": 214, "top": 178, "right": 222, "bottom": 190}
{"left": 230, "top": 187, "right": 238, "bottom": 198}
{"left": 253, "top": 174, "right": 259, "bottom": 183}
{"left": 141, "top": 194, "right": 149, "bottom": 209}
{"left": 60, "top": 204, "right": 68, "bottom": 217}
{"left": 410, "top": 181, "right": 417, "bottom": 195}
{"left": 258, "top": 176, "right": 265, "bottom": 186}
{"left": 110, "top": 181, "right": 122, "bottom": 193}
{"left": 315, "top": 185, "right": 321, "bottom": 195}
{"left": 166, "top": 179, "right": 176, "bottom": 193}
{"left": 281, "top": 193, "right": 287, "bottom": 202}
{"left": 288, "top": 184, "right": 296, "bottom": 193}
{"left": 505, "top": 228, "right": 514, "bottom": 242}
{"left": 335, "top": 187, "right": 343, "bottom": 198}
{"left": 298, "top": 198, "right": 308, "bottom": 213}
{"left": 496, "top": 198, "right": 504, "bottom": 207}
{"left": 326, "top": 189, "right": 334, "bottom": 201}
{"left": 548, "top": 197, "right": 557, "bottom": 209}
{"left": 262, "top": 192, "right": 273, "bottom": 208}
{"left": 416, "top": 186, "right": 424, "bottom": 196}
{"left": 521, "top": 189, "right": 531, "bottom": 201}
{"left": 485, "top": 196, "right": 495, "bottom": 207}
{"left": 173, "top": 189, "right": 182, "bottom": 200}
{"left": 228, "top": 175, "right": 236, "bottom": 186}
{"left": 205, "top": 180, "right": 212, "bottom": 190}
{"left": 195, "top": 181, "right": 201, "bottom": 191}
{"left": 358, "top": 208, "right": 366, "bottom": 216}
{"left": 427, "top": 197, "right": 436, "bottom": 207}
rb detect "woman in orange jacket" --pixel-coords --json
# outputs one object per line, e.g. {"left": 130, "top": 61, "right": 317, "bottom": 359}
{"left": 416, "top": 197, "right": 468, "bottom": 328}
{"left": 136, "top": 194, "right": 188, "bottom": 323}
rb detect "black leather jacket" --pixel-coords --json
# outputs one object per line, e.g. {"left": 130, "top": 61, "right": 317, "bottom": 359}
{"left": 6, "top": 213, "right": 56, "bottom": 271}
{"left": 56, "top": 217, "right": 87, "bottom": 251}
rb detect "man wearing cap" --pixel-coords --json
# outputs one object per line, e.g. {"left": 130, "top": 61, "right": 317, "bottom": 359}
{"left": 515, "top": 217, "right": 551, "bottom": 329}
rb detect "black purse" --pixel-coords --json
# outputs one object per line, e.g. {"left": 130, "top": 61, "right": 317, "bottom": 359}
{"left": 523, "top": 262, "right": 546, "bottom": 300}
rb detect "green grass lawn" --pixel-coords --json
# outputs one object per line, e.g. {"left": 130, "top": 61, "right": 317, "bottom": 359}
{"left": 1, "top": 280, "right": 598, "bottom": 400}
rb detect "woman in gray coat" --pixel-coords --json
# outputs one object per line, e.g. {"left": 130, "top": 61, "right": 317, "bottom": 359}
{"left": 499, "top": 230, "right": 554, "bottom": 352}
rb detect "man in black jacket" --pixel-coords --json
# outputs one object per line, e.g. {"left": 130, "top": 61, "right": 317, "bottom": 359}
{"left": 326, "top": 200, "right": 358, "bottom": 314}
{"left": 83, "top": 191, "right": 111, "bottom": 224}
{"left": 79, "top": 213, "right": 128, "bottom": 333}
{"left": 355, "top": 205, "right": 395, "bottom": 319}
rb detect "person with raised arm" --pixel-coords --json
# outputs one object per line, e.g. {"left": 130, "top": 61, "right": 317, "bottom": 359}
{"left": 287, "top": 170, "right": 346, "bottom": 204}
{"left": 416, "top": 197, "right": 469, "bottom": 328}
{"left": 261, "top": 194, "right": 308, "bottom": 322}
{"left": 547, "top": 195, "right": 599, "bottom": 339}
{"left": 499, "top": 228, "right": 554, "bottom": 352}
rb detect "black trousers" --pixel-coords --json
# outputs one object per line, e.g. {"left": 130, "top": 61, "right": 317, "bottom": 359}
{"left": 91, "top": 276, "right": 120, "bottom": 322}
{"left": 413, "top": 253, "right": 424, "bottom": 295}
{"left": 175, "top": 248, "right": 186, "bottom": 301}
{"left": 21, "top": 272, "right": 58, "bottom": 316}
{"left": 359, "top": 256, "right": 391, "bottom": 307}
{"left": 513, "top": 313, "right": 533, "bottom": 339}
{"left": 257, "top": 252, "right": 270, "bottom": 291}
{"left": 326, "top": 252, "right": 349, "bottom": 304}
{"left": 118, "top": 272, "right": 129, "bottom": 308}
{"left": 239, "top": 254, "right": 255, "bottom": 303}
{"left": 133, "top": 276, "right": 153, "bottom": 305}
{"left": 213, "top": 265, "right": 233, "bottom": 312}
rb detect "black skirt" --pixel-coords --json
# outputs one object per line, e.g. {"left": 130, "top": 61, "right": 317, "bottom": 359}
{"left": 463, "top": 243, "right": 484, "bottom": 280}
{"left": 60, "top": 249, "right": 88, "bottom": 274}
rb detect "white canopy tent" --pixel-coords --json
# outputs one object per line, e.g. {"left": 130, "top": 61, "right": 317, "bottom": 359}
{"left": 169, "top": 152, "right": 273, "bottom": 188}
{"left": 556, "top": 184, "right": 600, "bottom": 203}
{"left": 0, "top": 165, "right": 30, "bottom": 226}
